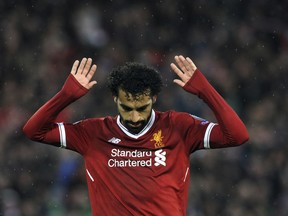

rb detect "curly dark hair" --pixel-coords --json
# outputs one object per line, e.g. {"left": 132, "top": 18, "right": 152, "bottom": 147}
{"left": 107, "top": 62, "right": 163, "bottom": 99}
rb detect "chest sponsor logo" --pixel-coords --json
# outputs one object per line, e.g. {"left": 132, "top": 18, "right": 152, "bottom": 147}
{"left": 108, "top": 148, "right": 167, "bottom": 168}
{"left": 154, "top": 149, "right": 166, "bottom": 166}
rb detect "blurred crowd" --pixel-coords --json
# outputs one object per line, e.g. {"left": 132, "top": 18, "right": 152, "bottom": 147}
{"left": 0, "top": 0, "right": 288, "bottom": 215}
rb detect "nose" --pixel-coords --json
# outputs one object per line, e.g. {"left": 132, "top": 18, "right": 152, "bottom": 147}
{"left": 130, "top": 111, "right": 141, "bottom": 123}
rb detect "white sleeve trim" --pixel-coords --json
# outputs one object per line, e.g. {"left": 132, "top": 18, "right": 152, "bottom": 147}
{"left": 57, "top": 123, "right": 67, "bottom": 148}
{"left": 204, "top": 123, "right": 216, "bottom": 149}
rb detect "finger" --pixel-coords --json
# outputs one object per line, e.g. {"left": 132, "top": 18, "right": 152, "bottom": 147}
{"left": 71, "top": 60, "right": 79, "bottom": 75}
{"left": 86, "top": 64, "right": 97, "bottom": 80}
{"left": 83, "top": 58, "right": 93, "bottom": 76}
{"left": 175, "top": 55, "right": 189, "bottom": 74}
{"left": 185, "top": 57, "right": 197, "bottom": 71}
{"left": 77, "top": 58, "right": 87, "bottom": 74}
{"left": 179, "top": 55, "right": 193, "bottom": 74}
{"left": 170, "top": 63, "right": 185, "bottom": 80}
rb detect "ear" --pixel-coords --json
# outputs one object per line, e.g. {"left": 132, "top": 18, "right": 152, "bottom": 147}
{"left": 152, "top": 96, "right": 157, "bottom": 104}
{"left": 114, "top": 97, "right": 118, "bottom": 103}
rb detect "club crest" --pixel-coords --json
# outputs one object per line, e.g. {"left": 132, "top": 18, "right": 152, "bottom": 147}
{"left": 151, "top": 130, "right": 165, "bottom": 148}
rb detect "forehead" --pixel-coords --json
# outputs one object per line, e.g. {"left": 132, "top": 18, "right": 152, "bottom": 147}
{"left": 118, "top": 89, "right": 152, "bottom": 106}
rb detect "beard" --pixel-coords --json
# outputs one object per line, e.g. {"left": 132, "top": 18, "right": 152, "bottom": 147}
{"left": 123, "top": 120, "right": 147, "bottom": 134}
{"left": 120, "top": 112, "right": 151, "bottom": 134}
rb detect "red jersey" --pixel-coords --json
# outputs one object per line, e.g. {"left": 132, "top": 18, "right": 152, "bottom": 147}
{"left": 23, "top": 69, "right": 249, "bottom": 216}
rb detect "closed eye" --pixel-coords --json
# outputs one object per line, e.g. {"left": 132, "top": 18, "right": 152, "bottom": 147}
{"left": 120, "top": 104, "right": 133, "bottom": 112}
{"left": 136, "top": 105, "right": 149, "bottom": 112}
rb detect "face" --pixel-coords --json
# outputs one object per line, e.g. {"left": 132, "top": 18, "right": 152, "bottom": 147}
{"left": 115, "top": 89, "right": 156, "bottom": 134}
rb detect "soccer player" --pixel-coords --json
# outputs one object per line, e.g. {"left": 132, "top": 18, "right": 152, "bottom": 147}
{"left": 23, "top": 55, "right": 249, "bottom": 215}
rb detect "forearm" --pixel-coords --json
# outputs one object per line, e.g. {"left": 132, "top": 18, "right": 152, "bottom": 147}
{"left": 184, "top": 69, "right": 249, "bottom": 147}
{"left": 23, "top": 74, "right": 88, "bottom": 142}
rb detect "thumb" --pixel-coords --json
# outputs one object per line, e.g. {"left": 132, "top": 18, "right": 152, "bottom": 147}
{"left": 88, "top": 80, "right": 97, "bottom": 89}
{"left": 173, "top": 79, "right": 185, "bottom": 87}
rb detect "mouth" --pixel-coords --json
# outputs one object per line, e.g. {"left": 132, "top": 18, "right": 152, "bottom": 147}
{"left": 128, "top": 122, "right": 142, "bottom": 128}
{"left": 124, "top": 121, "right": 146, "bottom": 134}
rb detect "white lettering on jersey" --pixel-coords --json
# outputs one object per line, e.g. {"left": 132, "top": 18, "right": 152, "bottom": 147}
{"left": 111, "top": 149, "right": 152, "bottom": 157}
{"left": 108, "top": 148, "right": 167, "bottom": 168}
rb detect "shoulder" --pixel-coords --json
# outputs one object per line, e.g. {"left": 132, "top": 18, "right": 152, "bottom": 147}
{"left": 155, "top": 110, "right": 193, "bottom": 118}
{"left": 155, "top": 110, "right": 196, "bottom": 124}
{"left": 73, "top": 116, "right": 117, "bottom": 128}
{"left": 155, "top": 110, "right": 211, "bottom": 130}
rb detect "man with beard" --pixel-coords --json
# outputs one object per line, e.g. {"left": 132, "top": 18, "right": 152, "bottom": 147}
{"left": 23, "top": 55, "right": 249, "bottom": 216}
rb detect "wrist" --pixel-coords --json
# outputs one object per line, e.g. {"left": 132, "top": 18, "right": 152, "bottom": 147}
{"left": 183, "top": 69, "right": 209, "bottom": 96}
{"left": 60, "top": 74, "right": 89, "bottom": 99}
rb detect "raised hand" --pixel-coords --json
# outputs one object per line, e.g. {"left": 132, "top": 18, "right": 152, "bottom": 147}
{"left": 71, "top": 57, "right": 97, "bottom": 89}
{"left": 170, "top": 55, "right": 197, "bottom": 87}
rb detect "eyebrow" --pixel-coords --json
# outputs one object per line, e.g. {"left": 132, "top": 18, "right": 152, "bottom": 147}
{"left": 120, "top": 103, "right": 150, "bottom": 111}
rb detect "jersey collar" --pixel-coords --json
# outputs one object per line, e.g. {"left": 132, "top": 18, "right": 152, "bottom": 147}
{"left": 116, "top": 110, "right": 155, "bottom": 139}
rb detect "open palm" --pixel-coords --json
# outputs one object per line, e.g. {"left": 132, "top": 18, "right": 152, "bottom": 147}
{"left": 170, "top": 55, "right": 197, "bottom": 87}
{"left": 71, "top": 57, "right": 97, "bottom": 89}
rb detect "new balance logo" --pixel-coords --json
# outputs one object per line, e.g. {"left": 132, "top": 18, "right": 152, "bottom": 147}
{"left": 108, "top": 137, "right": 121, "bottom": 144}
{"left": 154, "top": 149, "right": 166, "bottom": 166}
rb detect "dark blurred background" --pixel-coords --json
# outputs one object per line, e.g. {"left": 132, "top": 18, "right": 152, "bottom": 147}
{"left": 0, "top": 0, "right": 287, "bottom": 215}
